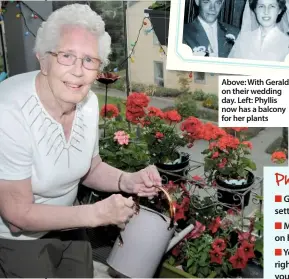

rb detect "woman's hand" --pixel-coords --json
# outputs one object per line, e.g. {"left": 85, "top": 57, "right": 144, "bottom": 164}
{"left": 120, "top": 165, "right": 162, "bottom": 197}
{"left": 93, "top": 194, "right": 135, "bottom": 229}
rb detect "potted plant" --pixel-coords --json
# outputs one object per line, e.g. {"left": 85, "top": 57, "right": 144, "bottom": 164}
{"left": 78, "top": 103, "right": 150, "bottom": 216}
{"left": 200, "top": 127, "right": 257, "bottom": 208}
{"left": 124, "top": 92, "right": 202, "bottom": 183}
{"left": 144, "top": 1, "right": 170, "bottom": 45}
{"left": 98, "top": 104, "right": 150, "bottom": 172}
{"left": 159, "top": 200, "right": 261, "bottom": 278}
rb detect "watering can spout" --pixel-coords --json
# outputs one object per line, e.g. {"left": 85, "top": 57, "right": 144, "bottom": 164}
{"left": 166, "top": 224, "right": 194, "bottom": 253}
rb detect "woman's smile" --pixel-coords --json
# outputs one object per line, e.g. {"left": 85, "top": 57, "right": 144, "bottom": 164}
{"left": 63, "top": 82, "right": 84, "bottom": 90}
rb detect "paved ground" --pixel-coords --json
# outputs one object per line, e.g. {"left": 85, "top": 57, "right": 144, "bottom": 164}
{"left": 92, "top": 84, "right": 176, "bottom": 109}
{"left": 92, "top": 86, "right": 287, "bottom": 277}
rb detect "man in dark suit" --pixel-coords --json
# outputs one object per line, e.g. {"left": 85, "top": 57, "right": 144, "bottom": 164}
{"left": 183, "top": 0, "right": 239, "bottom": 57}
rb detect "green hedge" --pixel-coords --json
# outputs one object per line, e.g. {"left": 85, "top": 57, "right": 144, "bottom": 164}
{"left": 202, "top": 94, "right": 218, "bottom": 110}
{"left": 131, "top": 83, "right": 182, "bottom": 97}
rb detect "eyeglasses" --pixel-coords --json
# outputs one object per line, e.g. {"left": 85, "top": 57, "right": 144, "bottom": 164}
{"left": 47, "top": 51, "right": 102, "bottom": 70}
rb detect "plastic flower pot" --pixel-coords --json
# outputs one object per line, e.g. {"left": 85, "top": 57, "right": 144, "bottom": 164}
{"left": 216, "top": 171, "right": 255, "bottom": 208}
{"left": 155, "top": 152, "right": 190, "bottom": 183}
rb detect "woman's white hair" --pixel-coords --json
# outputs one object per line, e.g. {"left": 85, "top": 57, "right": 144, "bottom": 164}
{"left": 34, "top": 4, "right": 111, "bottom": 69}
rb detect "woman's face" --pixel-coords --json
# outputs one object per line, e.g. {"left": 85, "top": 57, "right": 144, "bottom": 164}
{"left": 40, "top": 26, "right": 100, "bottom": 105}
{"left": 255, "top": 0, "right": 281, "bottom": 28}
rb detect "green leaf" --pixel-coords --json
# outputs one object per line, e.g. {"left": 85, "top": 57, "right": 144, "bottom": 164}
{"left": 199, "top": 252, "right": 208, "bottom": 266}
{"left": 239, "top": 157, "right": 257, "bottom": 170}
{"left": 187, "top": 258, "right": 195, "bottom": 268}
{"left": 248, "top": 161, "right": 257, "bottom": 170}
{"left": 199, "top": 266, "right": 209, "bottom": 276}
{"left": 207, "top": 271, "right": 217, "bottom": 278}
{"left": 188, "top": 263, "right": 197, "bottom": 275}
{"left": 167, "top": 256, "right": 175, "bottom": 265}
{"left": 197, "top": 244, "right": 205, "bottom": 252}
{"left": 255, "top": 238, "right": 263, "bottom": 253}
{"left": 201, "top": 149, "right": 211, "bottom": 155}
{"left": 204, "top": 158, "right": 216, "bottom": 172}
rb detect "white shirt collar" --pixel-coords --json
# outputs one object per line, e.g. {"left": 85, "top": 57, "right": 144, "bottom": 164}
{"left": 197, "top": 16, "right": 218, "bottom": 55}
{"left": 198, "top": 16, "right": 218, "bottom": 32}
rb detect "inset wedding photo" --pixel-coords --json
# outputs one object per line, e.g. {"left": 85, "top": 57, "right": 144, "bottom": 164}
{"left": 166, "top": 0, "right": 289, "bottom": 75}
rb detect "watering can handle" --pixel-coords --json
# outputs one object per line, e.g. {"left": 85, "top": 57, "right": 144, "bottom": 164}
{"left": 118, "top": 186, "right": 176, "bottom": 247}
{"left": 154, "top": 185, "right": 176, "bottom": 230}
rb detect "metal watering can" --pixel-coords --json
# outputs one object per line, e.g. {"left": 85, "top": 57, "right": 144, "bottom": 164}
{"left": 106, "top": 186, "right": 194, "bottom": 278}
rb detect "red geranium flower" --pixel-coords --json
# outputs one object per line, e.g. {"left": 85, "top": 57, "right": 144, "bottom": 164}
{"left": 173, "top": 202, "right": 186, "bottom": 222}
{"left": 181, "top": 116, "right": 203, "bottom": 142}
{"left": 126, "top": 110, "right": 144, "bottom": 124}
{"left": 164, "top": 110, "right": 181, "bottom": 123}
{"left": 217, "top": 134, "right": 240, "bottom": 150}
{"left": 100, "top": 104, "right": 119, "bottom": 118}
{"left": 126, "top": 92, "right": 150, "bottom": 108}
{"left": 212, "top": 238, "right": 226, "bottom": 251}
{"left": 125, "top": 92, "right": 150, "bottom": 124}
{"left": 209, "top": 142, "right": 217, "bottom": 150}
{"left": 212, "top": 151, "right": 219, "bottom": 158}
{"left": 147, "top": 106, "right": 164, "bottom": 118}
{"left": 181, "top": 116, "right": 202, "bottom": 133}
{"left": 198, "top": 122, "right": 227, "bottom": 141}
{"left": 209, "top": 248, "right": 225, "bottom": 264}
{"left": 229, "top": 248, "right": 248, "bottom": 269}
{"left": 218, "top": 158, "right": 227, "bottom": 168}
{"left": 242, "top": 141, "right": 253, "bottom": 150}
{"left": 229, "top": 127, "right": 248, "bottom": 132}
{"left": 208, "top": 216, "right": 221, "bottom": 233}
{"left": 271, "top": 151, "right": 287, "bottom": 164}
{"left": 155, "top": 132, "right": 164, "bottom": 139}
{"left": 240, "top": 240, "right": 255, "bottom": 259}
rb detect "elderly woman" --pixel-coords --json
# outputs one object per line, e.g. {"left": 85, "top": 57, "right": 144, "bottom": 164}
{"left": 229, "top": 0, "right": 289, "bottom": 61}
{"left": 0, "top": 4, "right": 161, "bottom": 278}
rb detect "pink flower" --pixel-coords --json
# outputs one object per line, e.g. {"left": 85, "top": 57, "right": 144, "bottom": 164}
{"left": 212, "top": 152, "right": 219, "bottom": 159}
{"left": 238, "top": 231, "right": 256, "bottom": 243}
{"left": 155, "top": 132, "right": 164, "bottom": 139}
{"left": 186, "top": 221, "right": 206, "bottom": 239}
{"left": 114, "top": 131, "right": 130, "bottom": 145}
{"left": 218, "top": 158, "right": 227, "bottom": 168}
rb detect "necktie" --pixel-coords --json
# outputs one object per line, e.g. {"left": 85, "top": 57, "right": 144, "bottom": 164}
{"left": 208, "top": 25, "right": 216, "bottom": 55}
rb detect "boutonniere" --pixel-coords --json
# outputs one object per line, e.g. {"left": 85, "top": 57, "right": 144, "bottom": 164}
{"left": 225, "top": 33, "right": 236, "bottom": 44}
{"left": 192, "top": 46, "right": 209, "bottom": 56}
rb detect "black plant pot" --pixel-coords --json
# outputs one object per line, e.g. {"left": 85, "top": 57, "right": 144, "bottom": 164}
{"left": 216, "top": 171, "right": 255, "bottom": 209}
{"left": 240, "top": 260, "right": 263, "bottom": 278}
{"left": 155, "top": 152, "right": 190, "bottom": 183}
{"left": 144, "top": 9, "right": 170, "bottom": 45}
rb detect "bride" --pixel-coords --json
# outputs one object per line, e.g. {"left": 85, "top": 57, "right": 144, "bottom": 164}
{"left": 229, "top": 0, "right": 289, "bottom": 62}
